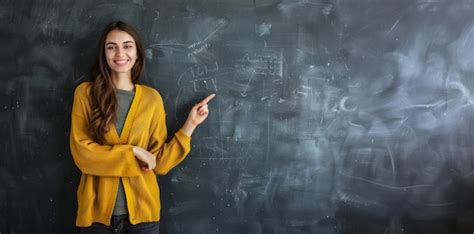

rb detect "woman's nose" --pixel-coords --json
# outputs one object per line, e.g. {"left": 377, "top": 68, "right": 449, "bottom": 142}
{"left": 115, "top": 47, "right": 125, "bottom": 56}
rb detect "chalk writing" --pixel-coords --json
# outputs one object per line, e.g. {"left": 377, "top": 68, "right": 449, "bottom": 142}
{"left": 190, "top": 77, "right": 218, "bottom": 92}
{"left": 243, "top": 51, "right": 283, "bottom": 77}
{"left": 190, "top": 62, "right": 219, "bottom": 78}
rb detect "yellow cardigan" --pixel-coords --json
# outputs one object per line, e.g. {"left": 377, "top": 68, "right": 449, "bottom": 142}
{"left": 70, "top": 82, "right": 191, "bottom": 227}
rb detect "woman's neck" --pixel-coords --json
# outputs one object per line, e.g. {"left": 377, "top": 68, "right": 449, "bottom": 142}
{"left": 112, "top": 73, "right": 134, "bottom": 91}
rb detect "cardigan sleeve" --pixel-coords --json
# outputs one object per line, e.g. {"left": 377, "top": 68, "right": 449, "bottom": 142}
{"left": 148, "top": 94, "right": 191, "bottom": 175}
{"left": 69, "top": 84, "right": 142, "bottom": 177}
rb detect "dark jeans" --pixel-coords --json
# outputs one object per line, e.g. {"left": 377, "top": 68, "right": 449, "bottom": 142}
{"left": 80, "top": 215, "right": 159, "bottom": 234}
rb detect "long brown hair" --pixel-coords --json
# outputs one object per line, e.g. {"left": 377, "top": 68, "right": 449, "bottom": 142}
{"left": 88, "top": 21, "right": 145, "bottom": 144}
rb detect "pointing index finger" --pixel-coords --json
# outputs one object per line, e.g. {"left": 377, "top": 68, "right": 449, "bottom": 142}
{"left": 200, "top": 93, "right": 216, "bottom": 105}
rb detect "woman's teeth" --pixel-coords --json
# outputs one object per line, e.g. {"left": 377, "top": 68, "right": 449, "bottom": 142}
{"left": 115, "top": 60, "right": 128, "bottom": 65}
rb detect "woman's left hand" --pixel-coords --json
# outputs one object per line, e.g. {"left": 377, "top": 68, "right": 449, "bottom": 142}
{"left": 181, "top": 94, "right": 215, "bottom": 136}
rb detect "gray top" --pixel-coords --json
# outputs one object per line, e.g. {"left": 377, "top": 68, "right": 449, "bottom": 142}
{"left": 112, "top": 88, "right": 135, "bottom": 215}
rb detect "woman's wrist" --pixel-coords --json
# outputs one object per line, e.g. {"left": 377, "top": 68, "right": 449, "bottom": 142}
{"left": 181, "top": 120, "right": 197, "bottom": 136}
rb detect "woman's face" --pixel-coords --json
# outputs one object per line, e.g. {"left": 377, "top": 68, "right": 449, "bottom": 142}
{"left": 104, "top": 29, "right": 138, "bottom": 76}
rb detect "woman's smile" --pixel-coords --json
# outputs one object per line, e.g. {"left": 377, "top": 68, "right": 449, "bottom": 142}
{"left": 113, "top": 58, "right": 130, "bottom": 66}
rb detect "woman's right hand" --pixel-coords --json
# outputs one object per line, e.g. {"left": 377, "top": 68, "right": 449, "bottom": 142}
{"left": 132, "top": 146, "right": 156, "bottom": 171}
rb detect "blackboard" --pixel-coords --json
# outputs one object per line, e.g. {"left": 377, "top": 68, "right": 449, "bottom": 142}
{"left": 3, "top": 0, "right": 474, "bottom": 233}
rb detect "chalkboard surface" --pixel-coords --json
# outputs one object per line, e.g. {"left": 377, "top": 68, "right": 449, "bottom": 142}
{"left": 3, "top": 0, "right": 474, "bottom": 233}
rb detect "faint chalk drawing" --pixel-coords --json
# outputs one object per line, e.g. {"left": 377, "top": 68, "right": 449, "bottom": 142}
{"left": 187, "top": 18, "right": 228, "bottom": 57}
{"left": 293, "top": 85, "right": 313, "bottom": 96}
{"left": 242, "top": 51, "right": 283, "bottom": 77}
{"left": 188, "top": 43, "right": 211, "bottom": 57}
{"left": 189, "top": 61, "right": 219, "bottom": 78}
{"left": 191, "top": 78, "right": 218, "bottom": 92}
{"left": 148, "top": 17, "right": 228, "bottom": 58}
{"left": 339, "top": 96, "right": 357, "bottom": 112}
{"left": 255, "top": 22, "right": 272, "bottom": 37}
{"left": 179, "top": 62, "right": 220, "bottom": 93}
{"left": 236, "top": 50, "right": 285, "bottom": 97}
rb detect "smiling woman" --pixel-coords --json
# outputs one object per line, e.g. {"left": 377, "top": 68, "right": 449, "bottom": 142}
{"left": 69, "top": 21, "right": 215, "bottom": 234}
{"left": 105, "top": 30, "right": 138, "bottom": 83}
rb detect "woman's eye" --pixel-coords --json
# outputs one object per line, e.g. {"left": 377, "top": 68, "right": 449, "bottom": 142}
{"left": 124, "top": 45, "right": 132, "bottom": 49}
{"left": 106, "top": 46, "right": 115, "bottom": 50}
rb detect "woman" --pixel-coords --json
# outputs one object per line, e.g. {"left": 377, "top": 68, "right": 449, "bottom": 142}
{"left": 70, "top": 21, "right": 214, "bottom": 233}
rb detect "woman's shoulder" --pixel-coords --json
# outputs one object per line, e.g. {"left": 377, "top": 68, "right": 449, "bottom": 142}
{"left": 74, "top": 81, "right": 93, "bottom": 98}
{"left": 138, "top": 84, "right": 163, "bottom": 101}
